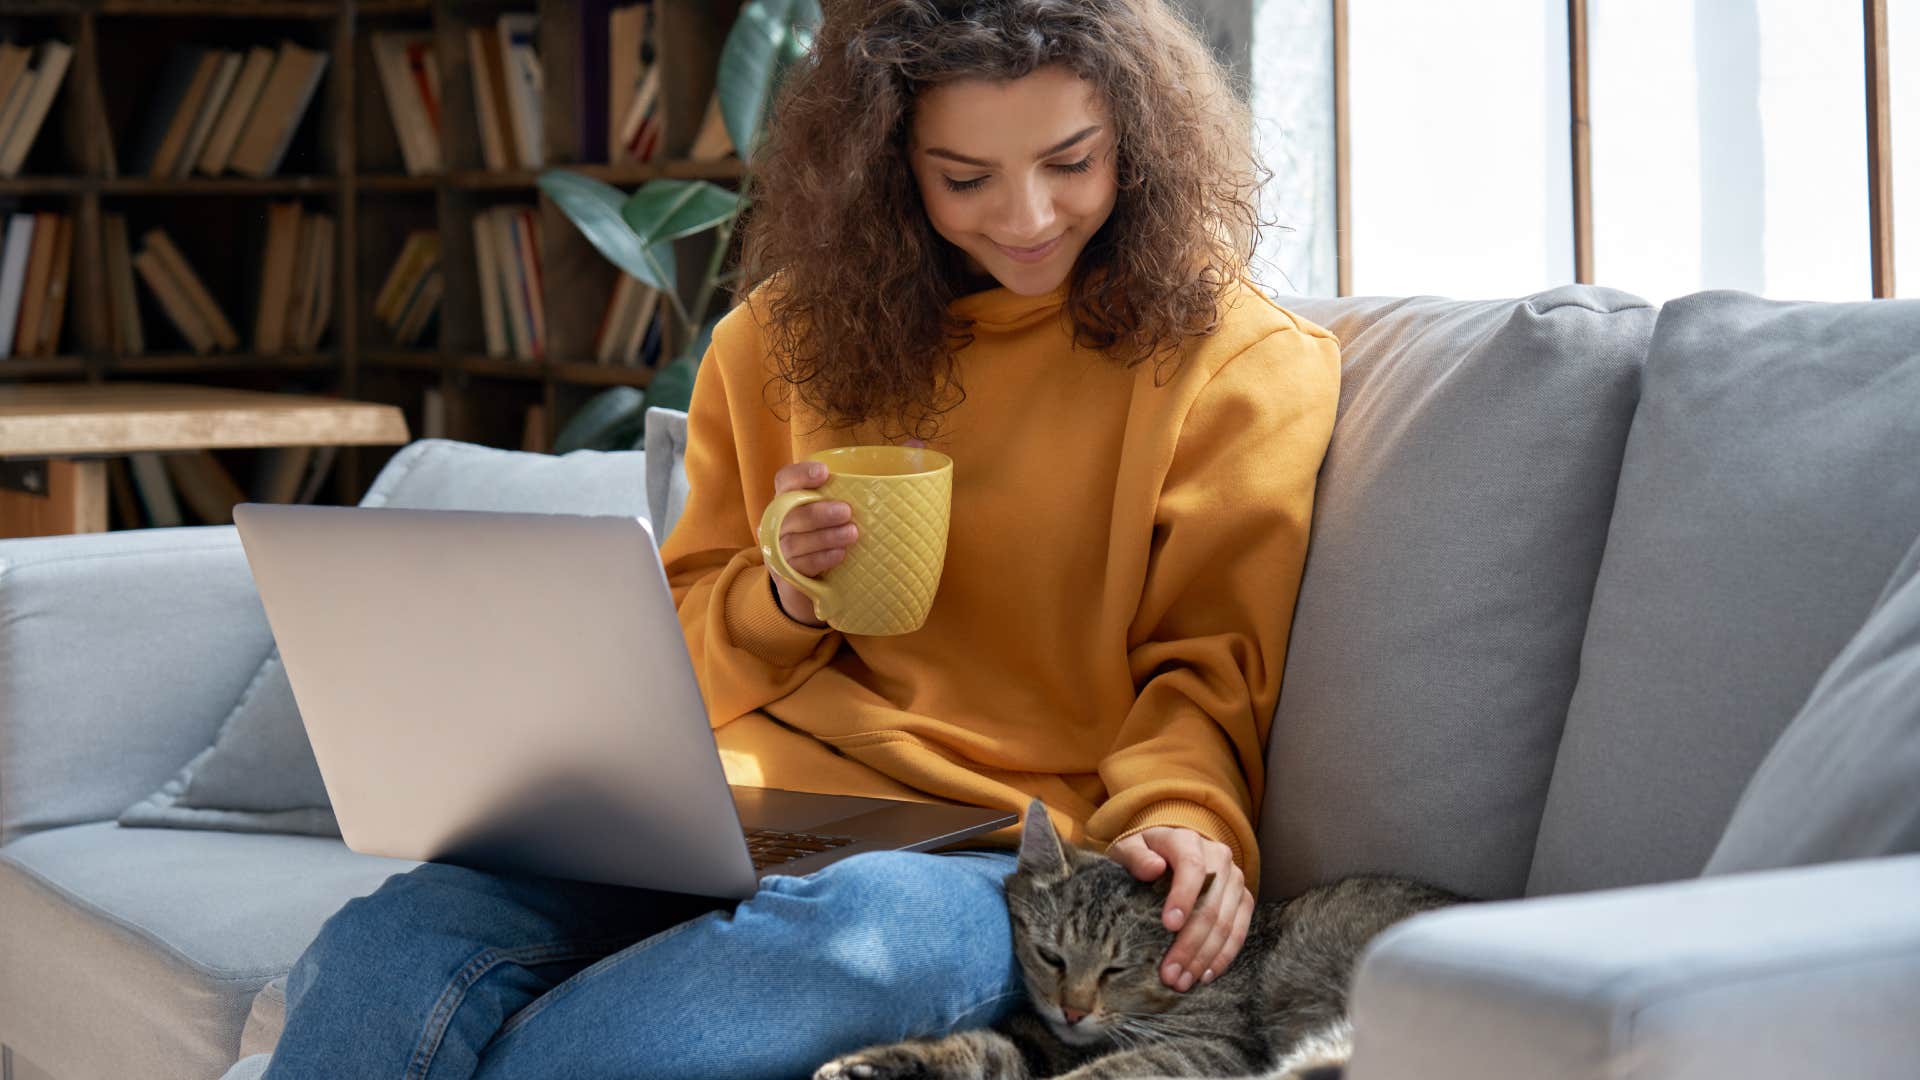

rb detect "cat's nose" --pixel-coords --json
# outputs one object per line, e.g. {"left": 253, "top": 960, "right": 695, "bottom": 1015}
{"left": 1061, "top": 1006, "right": 1088, "bottom": 1026}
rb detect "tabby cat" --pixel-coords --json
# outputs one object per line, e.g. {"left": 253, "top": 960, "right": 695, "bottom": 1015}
{"left": 815, "top": 799, "right": 1462, "bottom": 1080}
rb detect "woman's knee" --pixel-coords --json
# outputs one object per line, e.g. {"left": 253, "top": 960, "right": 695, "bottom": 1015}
{"left": 758, "top": 851, "right": 1022, "bottom": 1021}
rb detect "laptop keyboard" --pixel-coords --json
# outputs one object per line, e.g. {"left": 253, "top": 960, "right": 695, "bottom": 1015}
{"left": 745, "top": 829, "right": 855, "bottom": 869}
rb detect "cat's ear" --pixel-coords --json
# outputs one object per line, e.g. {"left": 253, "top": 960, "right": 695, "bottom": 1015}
{"left": 1017, "top": 799, "right": 1072, "bottom": 882}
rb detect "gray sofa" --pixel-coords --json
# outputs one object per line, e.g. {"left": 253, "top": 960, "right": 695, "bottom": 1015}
{"left": 2, "top": 286, "right": 1916, "bottom": 1080}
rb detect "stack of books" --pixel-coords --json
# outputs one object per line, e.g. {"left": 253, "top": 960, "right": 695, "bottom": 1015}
{"left": 472, "top": 205, "right": 545, "bottom": 361}
{"left": 127, "top": 226, "right": 239, "bottom": 355}
{"left": 0, "top": 210, "right": 73, "bottom": 358}
{"left": 254, "top": 201, "right": 335, "bottom": 354}
{"left": 374, "top": 229, "right": 443, "bottom": 348}
{"left": 0, "top": 39, "right": 73, "bottom": 178}
{"left": 372, "top": 31, "right": 442, "bottom": 175}
{"left": 124, "top": 40, "right": 329, "bottom": 180}
{"left": 468, "top": 14, "right": 543, "bottom": 171}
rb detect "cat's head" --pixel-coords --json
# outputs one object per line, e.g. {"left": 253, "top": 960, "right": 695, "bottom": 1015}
{"left": 1003, "top": 799, "right": 1207, "bottom": 1047}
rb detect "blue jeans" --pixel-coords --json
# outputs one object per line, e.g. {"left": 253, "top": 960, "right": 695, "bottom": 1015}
{"left": 244, "top": 849, "right": 1023, "bottom": 1080}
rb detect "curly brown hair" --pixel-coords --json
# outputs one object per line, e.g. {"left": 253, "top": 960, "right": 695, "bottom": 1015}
{"left": 737, "top": 0, "right": 1268, "bottom": 438}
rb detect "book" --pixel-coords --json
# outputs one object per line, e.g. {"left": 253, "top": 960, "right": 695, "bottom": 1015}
{"left": 253, "top": 201, "right": 303, "bottom": 353}
{"left": 392, "top": 267, "right": 442, "bottom": 346}
{"left": 12, "top": 211, "right": 57, "bottom": 356}
{"left": 293, "top": 445, "right": 338, "bottom": 505}
{"left": 421, "top": 386, "right": 447, "bottom": 440}
{"left": 107, "top": 456, "right": 142, "bottom": 529}
{"left": 0, "top": 71, "right": 34, "bottom": 173}
{"left": 512, "top": 207, "right": 545, "bottom": 360}
{"left": 103, "top": 213, "right": 144, "bottom": 355}
{"left": 174, "top": 50, "right": 243, "bottom": 179}
{"left": 687, "top": 92, "right": 735, "bottom": 161}
{"left": 147, "top": 48, "right": 222, "bottom": 178}
{"left": 252, "top": 446, "right": 315, "bottom": 504}
{"left": 497, "top": 14, "right": 544, "bottom": 169}
{"left": 465, "top": 27, "right": 508, "bottom": 172}
{"left": 0, "top": 212, "right": 35, "bottom": 359}
{"left": 302, "top": 213, "right": 335, "bottom": 349}
{"left": 163, "top": 450, "right": 248, "bottom": 525}
{"left": 373, "top": 229, "right": 439, "bottom": 327}
{"left": 127, "top": 452, "right": 183, "bottom": 528}
{"left": 228, "top": 40, "right": 329, "bottom": 178}
{"left": 521, "top": 403, "right": 548, "bottom": 452}
{"left": 471, "top": 209, "right": 508, "bottom": 357}
{"left": 0, "top": 45, "right": 31, "bottom": 136}
{"left": 488, "top": 206, "right": 533, "bottom": 360}
{"left": 614, "top": 63, "right": 662, "bottom": 164}
{"left": 622, "top": 280, "right": 663, "bottom": 367}
{"left": 34, "top": 211, "right": 71, "bottom": 356}
{"left": 198, "top": 46, "right": 275, "bottom": 176}
{"left": 371, "top": 31, "right": 439, "bottom": 175}
{"left": 0, "top": 41, "right": 71, "bottom": 177}
{"left": 145, "top": 229, "right": 239, "bottom": 350}
{"left": 132, "top": 247, "right": 215, "bottom": 353}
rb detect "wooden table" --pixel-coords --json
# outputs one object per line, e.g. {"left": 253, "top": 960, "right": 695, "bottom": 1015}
{"left": 0, "top": 382, "right": 410, "bottom": 537}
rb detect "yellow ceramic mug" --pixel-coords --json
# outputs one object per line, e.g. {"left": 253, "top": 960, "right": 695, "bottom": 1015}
{"left": 757, "top": 445, "right": 953, "bottom": 636}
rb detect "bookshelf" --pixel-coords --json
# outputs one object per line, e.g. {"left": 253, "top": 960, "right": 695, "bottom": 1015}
{"left": 0, "top": 0, "right": 746, "bottom": 513}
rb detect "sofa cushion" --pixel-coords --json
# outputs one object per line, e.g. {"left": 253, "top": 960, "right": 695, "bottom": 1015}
{"left": 644, "top": 406, "right": 690, "bottom": 542}
{"left": 117, "top": 439, "right": 653, "bottom": 837}
{"left": 1530, "top": 292, "right": 1920, "bottom": 895}
{"left": 0, "top": 822, "right": 414, "bottom": 1080}
{"left": 0, "top": 526, "right": 272, "bottom": 846}
{"left": 1264, "top": 286, "right": 1654, "bottom": 902}
{"left": 1704, "top": 531, "right": 1920, "bottom": 875}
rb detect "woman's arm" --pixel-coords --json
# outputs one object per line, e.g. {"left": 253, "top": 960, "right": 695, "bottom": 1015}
{"left": 657, "top": 319, "right": 847, "bottom": 726}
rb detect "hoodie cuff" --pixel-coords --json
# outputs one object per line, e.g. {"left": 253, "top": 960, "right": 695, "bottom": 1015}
{"left": 1108, "top": 799, "right": 1247, "bottom": 875}
{"left": 722, "top": 560, "right": 835, "bottom": 668}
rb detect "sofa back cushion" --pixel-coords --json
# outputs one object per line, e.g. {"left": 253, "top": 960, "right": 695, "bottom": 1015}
{"left": 1265, "top": 286, "right": 1654, "bottom": 901}
{"left": 1705, "top": 531, "right": 1920, "bottom": 875}
{"left": 1529, "top": 292, "right": 1920, "bottom": 895}
{"left": 116, "top": 440, "right": 651, "bottom": 837}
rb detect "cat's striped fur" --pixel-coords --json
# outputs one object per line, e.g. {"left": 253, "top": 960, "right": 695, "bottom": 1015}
{"left": 815, "top": 800, "right": 1461, "bottom": 1080}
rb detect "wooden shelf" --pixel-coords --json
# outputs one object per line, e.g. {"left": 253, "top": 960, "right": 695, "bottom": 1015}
{"left": 108, "top": 352, "right": 340, "bottom": 375}
{"left": 3, "top": 0, "right": 746, "bottom": 499}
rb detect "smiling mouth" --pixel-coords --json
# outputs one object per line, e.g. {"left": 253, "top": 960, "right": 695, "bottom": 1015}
{"left": 995, "top": 235, "right": 1063, "bottom": 261}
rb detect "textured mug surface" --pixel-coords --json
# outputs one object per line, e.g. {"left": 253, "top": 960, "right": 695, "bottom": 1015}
{"left": 757, "top": 446, "right": 953, "bottom": 636}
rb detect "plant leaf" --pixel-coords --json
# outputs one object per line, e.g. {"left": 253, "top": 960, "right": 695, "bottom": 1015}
{"left": 537, "top": 170, "right": 677, "bottom": 292}
{"left": 718, "top": 0, "right": 823, "bottom": 163}
{"left": 554, "top": 385, "right": 648, "bottom": 454}
{"left": 622, "top": 179, "right": 740, "bottom": 243}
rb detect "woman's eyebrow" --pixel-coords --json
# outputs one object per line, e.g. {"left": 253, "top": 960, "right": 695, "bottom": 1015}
{"left": 922, "top": 125, "right": 1102, "bottom": 168}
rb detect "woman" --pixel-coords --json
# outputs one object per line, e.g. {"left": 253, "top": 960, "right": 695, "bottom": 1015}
{"left": 245, "top": 1, "right": 1339, "bottom": 1077}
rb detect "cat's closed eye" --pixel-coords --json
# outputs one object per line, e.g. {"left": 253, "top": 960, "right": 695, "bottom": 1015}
{"left": 1098, "top": 965, "right": 1127, "bottom": 981}
{"left": 1035, "top": 947, "right": 1066, "bottom": 970}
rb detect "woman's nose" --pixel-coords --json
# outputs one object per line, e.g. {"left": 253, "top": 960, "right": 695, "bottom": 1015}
{"left": 1001, "top": 179, "right": 1056, "bottom": 243}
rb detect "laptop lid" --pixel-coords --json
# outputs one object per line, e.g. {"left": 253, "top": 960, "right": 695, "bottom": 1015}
{"left": 233, "top": 503, "right": 764, "bottom": 899}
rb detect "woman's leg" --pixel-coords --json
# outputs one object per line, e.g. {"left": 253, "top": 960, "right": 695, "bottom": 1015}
{"left": 471, "top": 849, "right": 1025, "bottom": 1080}
{"left": 261, "top": 860, "right": 722, "bottom": 1080}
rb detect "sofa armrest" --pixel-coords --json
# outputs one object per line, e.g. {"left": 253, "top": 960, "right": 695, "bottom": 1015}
{"left": 0, "top": 526, "right": 274, "bottom": 845}
{"left": 1347, "top": 855, "right": 1920, "bottom": 1080}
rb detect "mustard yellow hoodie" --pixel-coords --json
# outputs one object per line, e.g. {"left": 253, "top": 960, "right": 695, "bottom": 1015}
{"left": 658, "top": 274, "right": 1340, "bottom": 887}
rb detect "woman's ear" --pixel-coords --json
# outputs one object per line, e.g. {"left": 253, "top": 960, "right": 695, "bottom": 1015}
{"left": 1016, "top": 799, "right": 1072, "bottom": 882}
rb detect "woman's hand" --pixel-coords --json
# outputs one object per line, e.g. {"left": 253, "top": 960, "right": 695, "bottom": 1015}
{"left": 1106, "top": 826, "right": 1251, "bottom": 991}
{"left": 767, "top": 460, "right": 855, "bottom": 627}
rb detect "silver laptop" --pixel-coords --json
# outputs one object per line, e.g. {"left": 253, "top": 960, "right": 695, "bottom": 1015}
{"left": 232, "top": 503, "right": 1013, "bottom": 900}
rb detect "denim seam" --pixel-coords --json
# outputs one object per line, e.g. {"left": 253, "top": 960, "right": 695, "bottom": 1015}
{"left": 490, "top": 913, "right": 719, "bottom": 1042}
{"left": 404, "top": 938, "right": 632, "bottom": 1080}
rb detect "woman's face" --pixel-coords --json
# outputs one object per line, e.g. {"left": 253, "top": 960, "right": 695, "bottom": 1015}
{"left": 908, "top": 65, "right": 1120, "bottom": 295}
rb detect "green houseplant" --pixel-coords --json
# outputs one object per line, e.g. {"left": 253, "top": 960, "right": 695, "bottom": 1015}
{"left": 544, "top": 0, "right": 822, "bottom": 452}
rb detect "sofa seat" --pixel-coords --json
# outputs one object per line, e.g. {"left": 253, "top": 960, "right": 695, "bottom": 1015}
{"left": 0, "top": 822, "right": 414, "bottom": 1080}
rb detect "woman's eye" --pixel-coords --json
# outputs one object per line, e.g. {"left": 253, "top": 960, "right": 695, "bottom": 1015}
{"left": 1051, "top": 155, "right": 1094, "bottom": 175}
{"left": 941, "top": 175, "right": 988, "bottom": 193}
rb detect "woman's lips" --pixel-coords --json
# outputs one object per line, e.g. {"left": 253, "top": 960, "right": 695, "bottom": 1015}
{"left": 995, "top": 234, "right": 1063, "bottom": 263}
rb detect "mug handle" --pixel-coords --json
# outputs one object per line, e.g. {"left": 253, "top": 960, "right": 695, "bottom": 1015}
{"left": 757, "top": 488, "right": 837, "bottom": 620}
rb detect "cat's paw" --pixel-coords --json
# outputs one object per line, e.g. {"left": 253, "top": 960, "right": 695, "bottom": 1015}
{"left": 813, "top": 1044, "right": 936, "bottom": 1080}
